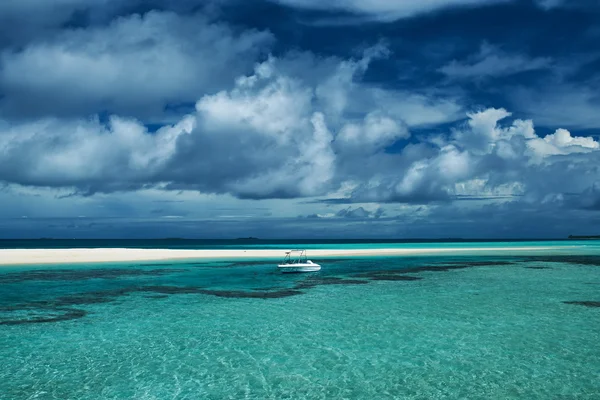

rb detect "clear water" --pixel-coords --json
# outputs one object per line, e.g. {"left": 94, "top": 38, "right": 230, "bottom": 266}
{"left": 1, "top": 241, "right": 600, "bottom": 399}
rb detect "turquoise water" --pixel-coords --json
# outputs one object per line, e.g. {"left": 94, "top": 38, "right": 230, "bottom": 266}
{"left": 1, "top": 242, "right": 600, "bottom": 399}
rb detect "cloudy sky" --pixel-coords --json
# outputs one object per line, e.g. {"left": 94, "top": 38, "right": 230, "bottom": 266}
{"left": 1, "top": 0, "right": 599, "bottom": 239}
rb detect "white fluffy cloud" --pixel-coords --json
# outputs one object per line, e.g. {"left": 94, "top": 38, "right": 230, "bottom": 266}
{"left": 0, "top": 114, "right": 195, "bottom": 191}
{"left": 335, "top": 112, "right": 408, "bottom": 154}
{"left": 450, "top": 107, "right": 600, "bottom": 166}
{"left": 0, "top": 11, "right": 273, "bottom": 121}
{"left": 452, "top": 108, "right": 536, "bottom": 155}
{"left": 527, "top": 128, "right": 599, "bottom": 157}
{"left": 0, "top": 37, "right": 598, "bottom": 214}
{"left": 337, "top": 107, "right": 600, "bottom": 205}
{"left": 269, "top": 0, "right": 512, "bottom": 21}
{"left": 0, "top": 46, "right": 415, "bottom": 198}
{"left": 368, "top": 89, "right": 463, "bottom": 127}
{"left": 450, "top": 109, "right": 600, "bottom": 205}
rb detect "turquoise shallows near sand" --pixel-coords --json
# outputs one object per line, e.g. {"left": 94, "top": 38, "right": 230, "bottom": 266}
{"left": 1, "top": 242, "right": 600, "bottom": 399}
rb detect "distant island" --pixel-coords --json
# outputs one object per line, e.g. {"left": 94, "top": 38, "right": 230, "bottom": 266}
{"left": 234, "top": 237, "right": 260, "bottom": 240}
{"left": 568, "top": 235, "right": 600, "bottom": 240}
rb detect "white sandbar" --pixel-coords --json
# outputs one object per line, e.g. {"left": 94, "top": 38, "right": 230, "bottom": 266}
{"left": 0, "top": 246, "right": 573, "bottom": 266}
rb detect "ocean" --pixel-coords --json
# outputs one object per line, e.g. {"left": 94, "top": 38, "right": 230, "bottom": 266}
{"left": 1, "top": 240, "right": 599, "bottom": 399}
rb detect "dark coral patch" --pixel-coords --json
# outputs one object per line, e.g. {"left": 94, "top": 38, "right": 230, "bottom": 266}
{"left": 524, "top": 256, "right": 600, "bottom": 266}
{"left": 351, "top": 268, "right": 423, "bottom": 281}
{"left": 137, "top": 263, "right": 177, "bottom": 267}
{"left": 368, "top": 275, "right": 422, "bottom": 281}
{"left": 446, "top": 261, "right": 513, "bottom": 267}
{"left": 564, "top": 301, "right": 600, "bottom": 308}
{"left": 55, "top": 294, "right": 118, "bottom": 306}
{"left": 51, "top": 287, "right": 136, "bottom": 307}
{"left": 401, "top": 265, "right": 472, "bottom": 273}
{"left": 135, "top": 285, "right": 303, "bottom": 299}
{"left": 0, "top": 306, "right": 87, "bottom": 326}
{"left": 295, "top": 277, "right": 369, "bottom": 289}
{"left": 0, "top": 268, "right": 187, "bottom": 284}
{"left": 525, "top": 266, "right": 551, "bottom": 270}
{"left": 136, "top": 285, "right": 202, "bottom": 295}
{"left": 226, "top": 261, "right": 276, "bottom": 267}
{"left": 0, "top": 283, "right": 306, "bottom": 325}
{"left": 352, "top": 260, "right": 513, "bottom": 279}
{"left": 353, "top": 266, "right": 464, "bottom": 277}
{"left": 198, "top": 289, "right": 303, "bottom": 299}
{"left": 318, "top": 278, "right": 369, "bottom": 285}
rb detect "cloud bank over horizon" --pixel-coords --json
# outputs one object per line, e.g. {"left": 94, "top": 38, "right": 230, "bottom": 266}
{"left": 0, "top": 0, "right": 599, "bottom": 238}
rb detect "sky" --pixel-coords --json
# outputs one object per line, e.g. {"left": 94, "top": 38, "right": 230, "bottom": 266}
{"left": 0, "top": 0, "right": 599, "bottom": 239}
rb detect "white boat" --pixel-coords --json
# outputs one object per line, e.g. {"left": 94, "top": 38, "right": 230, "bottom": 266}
{"left": 277, "top": 249, "right": 321, "bottom": 273}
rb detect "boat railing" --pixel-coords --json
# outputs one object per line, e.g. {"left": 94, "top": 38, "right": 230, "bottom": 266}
{"left": 282, "top": 249, "right": 307, "bottom": 264}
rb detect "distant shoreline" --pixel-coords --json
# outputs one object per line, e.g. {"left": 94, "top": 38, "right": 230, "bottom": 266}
{"left": 0, "top": 246, "right": 580, "bottom": 266}
{"left": 0, "top": 238, "right": 587, "bottom": 250}
{"left": 568, "top": 235, "right": 600, "bottom": 240}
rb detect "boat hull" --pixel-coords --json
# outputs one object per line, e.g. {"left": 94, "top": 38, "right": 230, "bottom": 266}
{"left": 277, "top": 263, "right": 321, "bottom": 273}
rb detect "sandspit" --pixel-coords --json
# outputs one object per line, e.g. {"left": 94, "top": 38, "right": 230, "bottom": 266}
{"left": 0, "top": 246, "right": 577, "bottom": 266}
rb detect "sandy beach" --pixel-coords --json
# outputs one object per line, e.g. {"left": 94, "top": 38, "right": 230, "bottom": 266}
{"left": 0, "top": 246, "right": 574, "bottom": 266}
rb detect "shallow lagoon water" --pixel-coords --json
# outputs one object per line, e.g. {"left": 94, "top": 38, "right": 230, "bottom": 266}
{"left": 1, "top": 243, "right": 600, "bottom": 399}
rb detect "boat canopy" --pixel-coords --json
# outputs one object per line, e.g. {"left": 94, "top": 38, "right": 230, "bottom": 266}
{"left": 282, "top": 249, "right": 308, "bottom": 263}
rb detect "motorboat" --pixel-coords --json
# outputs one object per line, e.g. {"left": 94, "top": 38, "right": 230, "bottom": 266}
{"left": 277, "top": 249, "right": 321, "bottom": 273}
